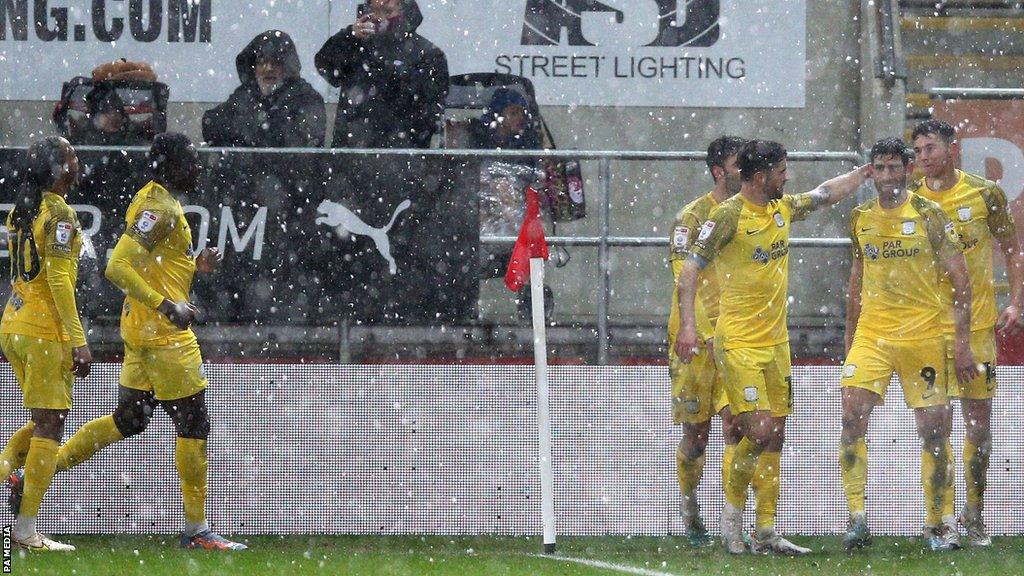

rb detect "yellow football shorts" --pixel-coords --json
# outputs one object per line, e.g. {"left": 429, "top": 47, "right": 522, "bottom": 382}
{"left": 670, "top": 345, "right": 728, "bottom": 425}
{"left": 121, "top": 338, "right": 208, "bottom": 401}
{"left": 842, "top": 334, "right": 948, "bottom": 409}
{"left": 0, "top": 333, "right": 74, "bottom": 410}
{"left": 714, "top": 340, "right": 792, "bottom": 417}
{"left": 945, "top": 329, "right": 997, "bottom": 400}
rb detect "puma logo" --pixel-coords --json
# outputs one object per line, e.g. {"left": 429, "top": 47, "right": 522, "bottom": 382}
{"left": 315, "top": 199, "right": 412, "bottom": 275}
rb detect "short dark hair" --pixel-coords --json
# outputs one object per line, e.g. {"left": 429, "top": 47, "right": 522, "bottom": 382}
{"left": 911, "top": 119, "right": 956, "bottom": 145}
{"left": 870, "top": 137, "right": 913, "bottom": 165}
{"left": 706, "top": 136, "right": 747, "bottom": 175}
{"left": 737, "top": 140, "right": 787, "bottom": 181}
{"left": 149, "top": 132, "right": 200, "bottom": 191}
{"left": 150, "top": 132, "right": 194, "bottom": 177}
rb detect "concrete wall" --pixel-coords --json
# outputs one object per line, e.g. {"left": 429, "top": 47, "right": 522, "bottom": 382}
{"left": 0, "top": 2, "right": 875, "bottom": 340}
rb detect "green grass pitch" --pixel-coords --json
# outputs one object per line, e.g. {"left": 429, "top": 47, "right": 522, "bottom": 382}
{"left": 8, "top": 535, "right": 1024, "bottom": 575}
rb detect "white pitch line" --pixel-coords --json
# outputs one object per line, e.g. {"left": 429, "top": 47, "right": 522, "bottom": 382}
{"left": 528, "top": 553, "right": 680, "bottom": 576}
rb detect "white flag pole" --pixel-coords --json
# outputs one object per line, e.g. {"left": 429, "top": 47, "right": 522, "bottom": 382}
{"left": 530, "top": 256, "right": 556, "bottom": 554}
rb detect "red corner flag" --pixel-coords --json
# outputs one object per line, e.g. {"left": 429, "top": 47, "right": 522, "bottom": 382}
{"left": 505, "top": 186, "right": 550, "bottom": 292}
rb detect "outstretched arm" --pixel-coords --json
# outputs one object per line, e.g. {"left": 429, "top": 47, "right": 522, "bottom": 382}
{"left": 804, "top": 164, "right": 873, "bottom": 210}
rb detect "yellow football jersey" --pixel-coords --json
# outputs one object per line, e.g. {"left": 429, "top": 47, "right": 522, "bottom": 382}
{"left": 1, "top": 192, "right": 85, "bottom": 346}
{"left": 911, "top": 170, "right": 1016, "bottom": 331}
{"left": 668, "top": 192, "right": 719, "bottom": 347}
{"left": 118, "top": 181, "right": 197, "bottom": 346}
{"left": 692, "top": 193, "right": 816, "bottom": 350}
{"left": 849, "top": 193, "right": 961, "bottom": 341}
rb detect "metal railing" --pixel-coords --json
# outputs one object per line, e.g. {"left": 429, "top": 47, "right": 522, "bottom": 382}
{"left": 3, "top": 145, "right": 862, "bottom": 364}
{"left": 928, "top": 87, "right": 1024, "bottom": 100}
{"left": 875, "top": 0, "right": 907, "bottom": 85}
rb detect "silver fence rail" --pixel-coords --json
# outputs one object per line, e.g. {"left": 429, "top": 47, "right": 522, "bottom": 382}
{"left": 928, "top": 87, "right": 1024, "bottom": 100}
{"left": 1, "top": 146, "right": 862, "bottom": 363}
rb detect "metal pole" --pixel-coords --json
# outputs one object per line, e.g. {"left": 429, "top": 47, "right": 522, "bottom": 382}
{"left": 598, "top": 157, "right": 611, "bottom": 365}
{"left": 530, "top": 258, "right": 556, "bottom": 554}
{"left": 480, "top": 236, "right": 853, "bottom": 248}
{"left": 928, "top": 87, "right": 1024, "bottom": 101}
{"left": 45, "top": 145, "right": 862, "bottom": 164}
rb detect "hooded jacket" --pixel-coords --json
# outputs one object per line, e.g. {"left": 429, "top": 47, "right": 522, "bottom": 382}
{"left": 315, "top": 0, "right": 449, "bottom": 148}
{"left": 203, "top": 30, "right": 326, "bottom": 148}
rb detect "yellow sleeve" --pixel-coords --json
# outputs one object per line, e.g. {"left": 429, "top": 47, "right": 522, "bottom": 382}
{"left": 922, "top": 203, "right": 962, "bottom": 262}
{"left": 692, "top": 204, "right": 739, "bottom": 263}
{"left": 669, "top": 211, "right": 701, "bottom": 262}
{"left": 105, "top": 234, "right": 166, "bottom": 310}
{"left": 45, "top": 256, "right": 86, "bottom": 348}
{"left": 785, "top": 192, "right": 817, "bottom": 223}
{"left": 125, "top": 206, "right": 174, "bottom": 252}
{"left": 41, "top": 204, "right": 86, "bottom": 347}
{"left": 981, "top": 183, "right": 1017, "bottom": 242}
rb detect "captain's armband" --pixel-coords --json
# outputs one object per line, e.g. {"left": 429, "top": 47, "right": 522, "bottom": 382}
{"left": 689, "top": 253, "right": 711, "bottom": 270}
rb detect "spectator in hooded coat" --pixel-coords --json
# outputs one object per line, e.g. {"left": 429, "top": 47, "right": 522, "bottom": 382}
{"left": 203, "top": 30, "right": 326, "bottom": 148}
{"left": 315, "top": 0, "right": 449, "bottom": 148}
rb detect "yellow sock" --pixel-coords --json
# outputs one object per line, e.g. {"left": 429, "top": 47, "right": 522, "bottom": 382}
{"left": 676, "top": 443, "right": 705, "bottom": 495}
{"left": 722, "top": 443, "right": 736, "bottom": 489}
{"left": 922, "top": 443, "right": 950, "bottom": 526}
{"left": 964, "top": 439, "right": 989, "bottom": 509}
{"left": 176, "top": 438, "right": 208, "bottom": 525}
{"left": 0, "top": 422, "right": 35, "bottom": 479}
{"left": 942, "top": 440, "right": 955, "bottom": 518}
{"left": 752, "top": 451, "right": 781, "bottom": 531}
{"left": 20, "top": 437, "right": 58, "bottom": 519}
{"left": 943, "top": 468, "right": 955, "bottom": 518}
{"left": 839, "top": 439, "right": 868, "bottom": 516}
{"left": 725, "top": 437, "right": 762, "bottom": 509}
{"left": 56, "top": 415, "right": 124, "bottom": 473}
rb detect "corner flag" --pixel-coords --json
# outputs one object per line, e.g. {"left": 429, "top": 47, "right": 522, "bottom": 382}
{"left": 505, "top": 186, "right": 550, "bottom": 292}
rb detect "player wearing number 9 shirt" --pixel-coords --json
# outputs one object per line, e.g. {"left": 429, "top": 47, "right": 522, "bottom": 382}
{"left": 838, "top": 138, "right": 974, "bottom": 552}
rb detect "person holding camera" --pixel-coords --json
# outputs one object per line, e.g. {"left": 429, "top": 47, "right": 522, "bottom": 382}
{"left": 315, "top": 0, "right": 449, "bottom": 148}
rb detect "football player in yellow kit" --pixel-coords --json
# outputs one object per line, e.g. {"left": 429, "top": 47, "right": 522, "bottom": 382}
{"left": 910, "top": 120, "right": 1023, "bottom": 547}
{"left": 9, "top": 133, "right": 244, "bottom": 550}
{"left": 0, "top": 137, "right": 91, "bottom": 551}
{"left": 839, "top": 138, "right": 975, "bottom": 551}
{"left": 668, "top": 136, "right": 750, "bottom": 545}
{"left": 676, "top": 140, "right": 871, "bottom": 554}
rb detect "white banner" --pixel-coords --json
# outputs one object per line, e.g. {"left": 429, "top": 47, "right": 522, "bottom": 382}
{"left": 0, "top": 0, "right": 806, "bottom": 107}
{"left": 417, "top": 0, "right": 807, "bottom": 108}
{"left": 0, "top": 0, "right": 338, "bottom": 102}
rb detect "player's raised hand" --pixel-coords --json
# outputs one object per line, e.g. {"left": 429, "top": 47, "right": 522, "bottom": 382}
{"left": 196, "top": 247, "right": 224, "bottom": 274}
{"left": 674, "top": 323, "right": 700, "bottom": 364}
{"left": 159, "top": 299, "right": 200, "bottom": 330}
{"left": 71, "top": 344, "right": 92, "bottom": 378}
{"left": 996, "top": 304, "right": 1024, "bottom": 337}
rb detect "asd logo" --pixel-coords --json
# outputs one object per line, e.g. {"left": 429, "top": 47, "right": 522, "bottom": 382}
{"left": 521, "top": 0, "right": 720, "bottom": 47}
